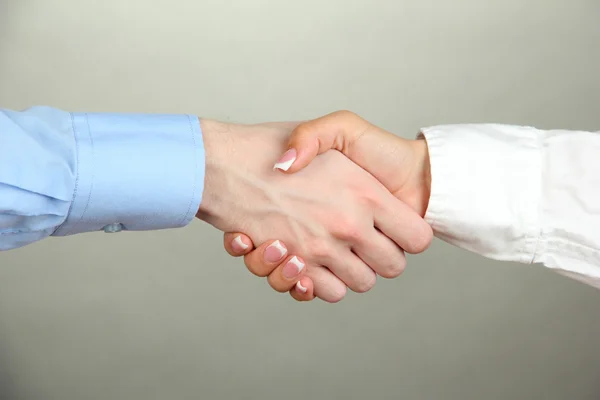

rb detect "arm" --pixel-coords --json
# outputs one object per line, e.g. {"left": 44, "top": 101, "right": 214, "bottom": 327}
{"left": 0, "top": 106, "right": 204, "bottom": 250}
{"left": 231, "top": 111, "right": 600, "bottom": 291}
{"left": 1, "top": 107, "right": 430, "bottom": 303}
{"left": 421, "top": 123, "right": 600, "bottom": 289}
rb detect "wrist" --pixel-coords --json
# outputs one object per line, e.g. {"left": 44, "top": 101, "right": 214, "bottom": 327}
{"left": 196, "top": 119, "right": 236, "bottom": 223}
{"left": 409, "top": 138, "right": 432, "bottom": 217}
{"left": 195, "top": 120, "right": 294, "bottom": 228}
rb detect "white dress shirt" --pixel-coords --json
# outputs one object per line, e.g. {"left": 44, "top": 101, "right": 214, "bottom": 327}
{"left": 421, "top": 124, "right": 600, "bottom": 289}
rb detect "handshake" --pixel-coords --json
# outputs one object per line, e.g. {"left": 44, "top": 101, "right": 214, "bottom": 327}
{"left": 2, "top": 106, "right": 594, "bottom": 291}
{"left": 196, "top": 111, "right": 434, "bottom": 303}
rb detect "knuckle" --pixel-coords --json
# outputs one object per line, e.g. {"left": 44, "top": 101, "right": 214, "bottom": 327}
{"left": 378, "top": 258, "right": 407, "bottom": 279}
{"left": 267, "top": 275, "right": 289, "bottom": 293}
{"left": 305, "top": 238, "right": 331, "bottom": 261}
{"left": 293, "top": 123, "right": 315, "bottom": 140}
{"left": 351, "top": 272, "right": 377, "bottom": 293}
{"left": 405, "top": 227, "right": 433, "bottom": 254}
{"left": 326, "top": 286, "right": 347, "bottom": 303}
{"left": 244, "top": 256, "right": 271, "bottom": 277}
{"left": 360, "top": 189, "right": 384, "bottom": 210}
{"left": 332, "top": 218, "right": 364, "bottom": 242}
{"left": 333, "top": 110, "right": 358, "bottom": 120}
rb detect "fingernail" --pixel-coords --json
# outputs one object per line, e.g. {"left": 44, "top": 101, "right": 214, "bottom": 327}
{"left": 232, "top": 235, "right": 249, "bottom": 252}
{"left": 273, "top": 148, "right": 297, "bottom": 171}
{"left": 264, "top": 240, "right": 287, "bottom": 263}
{"left": 283, "top": 256, "right": 305, "bottom": 279}
{"left": 296, "top": 281, "right": 308, "bottom": 293}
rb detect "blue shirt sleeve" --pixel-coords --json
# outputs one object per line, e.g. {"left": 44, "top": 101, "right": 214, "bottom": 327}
{"left": 0, "top": 106, "right": 205, "bottom": 250}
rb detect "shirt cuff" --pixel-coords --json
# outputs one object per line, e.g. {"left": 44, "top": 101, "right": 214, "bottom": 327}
{"left": 53, "top": 113, "right": 204, "bottom": 236}
{"left": 418, "top": 124, "right": 542, "bottom": 264}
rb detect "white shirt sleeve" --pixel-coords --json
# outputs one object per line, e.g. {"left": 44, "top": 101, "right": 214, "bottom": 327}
{"left": 420, "top": 124, "right": 600, "bottom": 289}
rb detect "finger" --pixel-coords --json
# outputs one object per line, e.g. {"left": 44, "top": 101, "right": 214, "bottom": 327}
{"left": 324, "top": 249, "right": 377, "bottom": 294}
{"left": 273, "top": 110, "right": 371, "bottom": 173}
{"left": 306, "top": 265, "right": 347, "bottom": 303}
{"left": 267, "top": 255, "right": 307, "bottom": 293}
{"left": 289, "top": 277, "right": 315, "bottom": 302}
{"left": 223, "top": 233, "right": 255, "bottom": 256}
{"left": 244, "top": 240, "right": 289, "bottom": 277}
{"left": 374, "top": 193, "right": 433, "bottom": 254}
{"left": 352, "top": 229, "right": 407, "bottom": 279}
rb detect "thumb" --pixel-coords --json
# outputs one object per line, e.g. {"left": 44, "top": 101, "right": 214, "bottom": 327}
{"left": 273, "top": 110, "right": 371, "bottom": 173}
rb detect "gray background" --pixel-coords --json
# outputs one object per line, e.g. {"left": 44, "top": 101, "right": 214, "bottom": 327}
{"left": 1, "top": 0, "right": 599, "bottom": 399}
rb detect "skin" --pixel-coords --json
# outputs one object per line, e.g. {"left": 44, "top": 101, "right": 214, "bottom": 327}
{"left": 221, "top": 111, "right": 433, "bottom": 302}
{"left": 197, "top": 117, "right": 432, "bottom": 303}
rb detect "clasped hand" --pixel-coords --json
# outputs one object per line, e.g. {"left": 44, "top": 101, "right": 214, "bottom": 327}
{"left": 196, "top": 112, "right": 432, "bottom": 303}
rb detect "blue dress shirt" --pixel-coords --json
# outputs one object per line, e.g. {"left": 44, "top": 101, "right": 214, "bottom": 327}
{"left": 0, "top": 107, "right": 205, "bottom": 250}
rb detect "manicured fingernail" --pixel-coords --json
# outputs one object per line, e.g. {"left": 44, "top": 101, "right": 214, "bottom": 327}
{"left": 283, "top": 256, "right": 305, "bottom": 278}
{"left": 273, "top": 148, "right": 297, "bottom": 171}
{"left": 264, "top": 240, "right": 287, "bottom": 263}
{"left": 232, "top": 235, "right": 249, "bottom": 252}
{"left": 296, "top": 281, "right": 308, "bottom": 293}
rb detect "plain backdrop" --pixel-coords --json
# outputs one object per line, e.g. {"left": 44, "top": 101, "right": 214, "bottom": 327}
{"left": 1, "top": 1, "right": 599, "bottom": 399}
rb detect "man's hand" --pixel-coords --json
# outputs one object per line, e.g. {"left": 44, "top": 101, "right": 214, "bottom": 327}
{"left": 222, "top": 111, "right": 433, "bottom": 301}
{"left": 197, "top": 118, "right": 432, "bottom": 303}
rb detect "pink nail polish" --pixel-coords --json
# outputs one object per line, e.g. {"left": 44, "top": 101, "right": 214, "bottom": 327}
{"left": 232, "top": 235, "right": 249, "bottom": 252}
{"left": 283, "top": 256, "right": 305, "bottom": 278}
{"left": 273, "top": 148, "right": 297, "bottom": 171}
{"left": 264, "top": 240, "right": 287, "bottom": 263}
{"left": 296, "top": 281, "right": 308, "bottom": 293}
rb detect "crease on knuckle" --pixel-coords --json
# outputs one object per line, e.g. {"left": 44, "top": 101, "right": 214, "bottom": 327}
{"left": 305, "top": 238, "right": 331, "bottom": 261}
{"left": 333, "top": 218, "right": 364, "bottom": 242}
{"left": 267, "top": 275, "right": 289, "bottom": 293}
{"left": 244, "top": 257, "right": 271, "bottom": 278}
{"left": 293, "top": 123, "right": 312, "bottom": 140}
{"left": 405, "top": 227, "right": 433, "bottom": 254}
{"left": 326, "top": 285, "right": 347, "bottom": 303}
{"left": 351, "top": 272, "right": 377, "bottom": 293}
{"left": 379, "top": 258, "right": 407, "bottom": 279}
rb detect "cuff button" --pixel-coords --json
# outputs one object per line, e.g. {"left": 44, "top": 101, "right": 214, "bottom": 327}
{"left": 103, "top": 223, "right": 123, "bottom": 233}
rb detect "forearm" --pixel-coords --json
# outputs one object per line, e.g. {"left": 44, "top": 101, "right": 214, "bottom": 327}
{"left": 0, "top": 106, "right": 204, "bottom": 249}
{"left": 421, "top": 124, "right": 600, "bottom": 288}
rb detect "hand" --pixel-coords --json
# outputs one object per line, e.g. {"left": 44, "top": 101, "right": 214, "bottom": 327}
{"left": 222, "top": 234, "right": 317, "bottom": 302}
{"left": 223, "top": 111, "right": 432, "bottom": 301}
{"left": 197, "top": 119, "right": 432, "bottom": 302}
{"left": 274, "top": 110, "right": 431, "bottom": 216}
